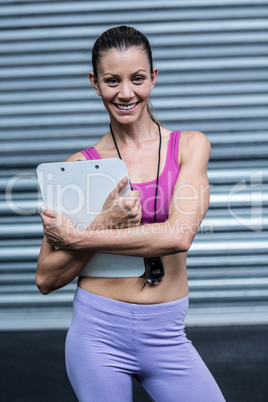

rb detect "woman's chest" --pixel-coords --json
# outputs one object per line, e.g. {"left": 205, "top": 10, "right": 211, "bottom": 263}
{"left": 97, "top": 134, "right": 171, "bottom": 184}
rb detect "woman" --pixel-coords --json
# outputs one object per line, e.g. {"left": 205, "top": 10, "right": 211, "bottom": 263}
{"left": 36, "top": 26, "right": 225, "bottom": 402}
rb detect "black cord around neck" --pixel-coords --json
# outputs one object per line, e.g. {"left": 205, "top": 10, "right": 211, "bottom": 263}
{"left": 109, "top": 122, "right": 162, "bottom": 225}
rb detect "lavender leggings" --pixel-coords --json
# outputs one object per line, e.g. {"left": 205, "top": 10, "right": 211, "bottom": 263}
{"left": 65, "top": 286, "right": 226, "bottom": 402}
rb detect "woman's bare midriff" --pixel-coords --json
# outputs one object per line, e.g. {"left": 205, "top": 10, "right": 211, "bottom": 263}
{"left": 78, "top": 252, "right": 189, "bottom": 304}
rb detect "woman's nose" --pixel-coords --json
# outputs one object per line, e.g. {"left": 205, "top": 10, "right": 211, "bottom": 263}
{"left": 118, "top": 82, "right": 133, "bottom": 100}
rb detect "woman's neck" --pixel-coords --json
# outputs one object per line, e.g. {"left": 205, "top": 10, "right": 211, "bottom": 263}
{"left": 109, "top": 113, "right": 159, "bottom": 148}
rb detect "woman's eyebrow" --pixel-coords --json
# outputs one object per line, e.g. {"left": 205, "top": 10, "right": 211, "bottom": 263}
{"left": 131, "top": 69, "right": 147, "bottom": 75}
{"left": 103, "top": 69, "right": 147, "bottom": 77}
{"left": 103, "top": 72, "right": 119, "bottom": 77}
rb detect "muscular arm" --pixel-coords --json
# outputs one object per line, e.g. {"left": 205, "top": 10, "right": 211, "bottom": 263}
{"left": 44, "top": 131, "right": 211, "bottom": 258}
{"left": 36, "top": 213, "right": 109, "bottom": 295}
{"left": 36, "top": 153, "right": 142, "bottom": 294}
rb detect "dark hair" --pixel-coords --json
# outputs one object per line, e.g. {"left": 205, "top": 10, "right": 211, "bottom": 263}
{"left": 92, "top": 25, "right": 159, "bottom": 125}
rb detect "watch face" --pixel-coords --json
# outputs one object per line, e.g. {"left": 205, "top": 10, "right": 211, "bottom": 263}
{"left": 151, "top": 258, "right": 164, "bottom": 276}
{"left": 152, "top": 268, "right": 161, "bottom": 275}
{"left": 146, "top": 257, "right": 165, "bottom": 282}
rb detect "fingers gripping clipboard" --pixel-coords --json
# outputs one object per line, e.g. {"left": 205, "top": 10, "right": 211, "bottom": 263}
{"left": 36, "top": 159, "right": 145, "bottom": 277}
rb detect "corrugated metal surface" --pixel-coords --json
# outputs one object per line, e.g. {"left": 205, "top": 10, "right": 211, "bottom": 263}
{"left": 0, "top": 0, "right": 267, "bottom": 330}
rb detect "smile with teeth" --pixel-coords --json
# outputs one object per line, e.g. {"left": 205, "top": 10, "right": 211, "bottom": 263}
{"left": 115, "top": 102, "right": 138, "bottom": 110}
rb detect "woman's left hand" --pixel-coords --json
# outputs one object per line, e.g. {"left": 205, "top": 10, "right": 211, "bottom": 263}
{"left": 40, "top": 206, "right": 78, "bottom": 249}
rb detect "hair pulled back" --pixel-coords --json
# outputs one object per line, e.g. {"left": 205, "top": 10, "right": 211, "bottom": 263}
{"left": 92, "top": 25, "right": 159, "bottom": 125}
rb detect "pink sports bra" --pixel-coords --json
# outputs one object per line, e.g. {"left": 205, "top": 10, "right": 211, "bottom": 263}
{"left": 81, "top": 130, "right": 181, "bottom": 224}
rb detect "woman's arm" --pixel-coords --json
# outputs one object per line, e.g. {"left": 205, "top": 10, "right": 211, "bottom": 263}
{"left": 36, "top": 153, "right": 141, "bottom": 294}
{"left": 42, "top": 131, "right": 211, "bottom": 257}
{"left": 35, "top": 236, "right": 91, "bottom": 295}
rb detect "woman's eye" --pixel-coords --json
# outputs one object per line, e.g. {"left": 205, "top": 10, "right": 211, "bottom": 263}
{"left": 107, "top": 78, "right": 118, "bottom": 85}
{"left": 133, "top": 76, "right": 144, "bottom": 83}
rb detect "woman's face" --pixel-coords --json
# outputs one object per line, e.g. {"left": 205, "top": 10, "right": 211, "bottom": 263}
{"left": 89, "top": 46, "right": 158, "bottom": 125}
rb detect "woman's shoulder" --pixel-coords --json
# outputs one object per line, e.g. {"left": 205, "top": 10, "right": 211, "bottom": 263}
{"left": 93, "top": 132, "right": 112, "bottom": 153}
{"left": 179, "top": 130, "right": 210, "bottom": 149}
{"left": 163, "top": 127, "right": 209, "bottom": 142}
{"left": 178, "top": 130, "right": 211, "bottom": 166}
{"left": 65, "top": 132, "right": 111, "bottom": 161}
{"left": 65, "top": 151, "right": 87, "bottom": 162}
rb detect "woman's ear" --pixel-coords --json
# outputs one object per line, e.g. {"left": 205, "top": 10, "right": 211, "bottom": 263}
{"left": 89, "top": 72, "right": 101, "bottom": 96}
{"left": 150, "top": 67, "right": 158, "bottom": 92}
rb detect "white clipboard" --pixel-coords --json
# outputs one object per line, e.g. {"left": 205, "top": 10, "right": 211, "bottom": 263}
{"left": 36, "top": 159, "right": 145, "bottom": 277}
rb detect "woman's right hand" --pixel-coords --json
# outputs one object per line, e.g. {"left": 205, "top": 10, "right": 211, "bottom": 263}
{"left": 90, "top": 177, "right": 142, "bottom": 230}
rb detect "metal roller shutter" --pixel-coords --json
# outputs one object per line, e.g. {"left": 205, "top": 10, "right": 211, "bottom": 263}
{"left": 0, "top": 0, "right": 267, "bottom": 330}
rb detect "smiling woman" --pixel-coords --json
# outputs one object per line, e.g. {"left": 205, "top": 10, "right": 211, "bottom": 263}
{"left": 36, "top": 26, "right": 226, "bottom": 402}
{"left": 90, "top": 26, "right": 160, "bottom": 127}
{"left": 89, "top": 46, "right": 158, "bottom": 126}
